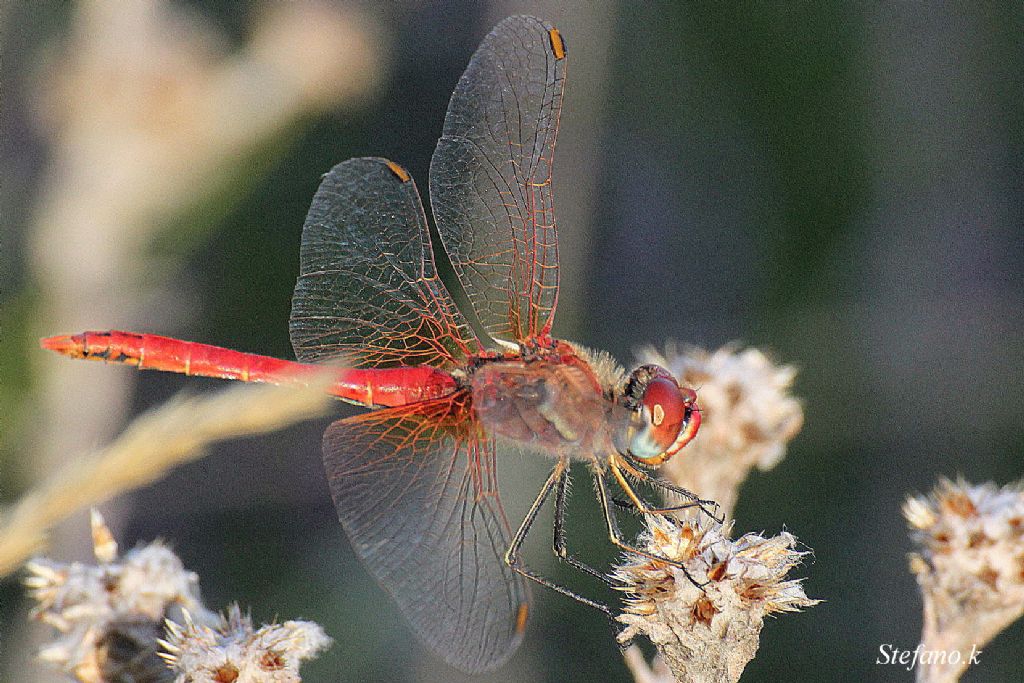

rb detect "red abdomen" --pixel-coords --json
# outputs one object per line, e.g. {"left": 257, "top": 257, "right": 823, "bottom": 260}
{"left": 40, "top": 330, "right": 458, "bottom": 407}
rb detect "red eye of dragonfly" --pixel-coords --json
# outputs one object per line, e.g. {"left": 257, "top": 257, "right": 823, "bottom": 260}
{"left": 619, "top": 367, "right": 700, "bottom": 465}
{"left": 40, "top": 15, "right": 712, "bottom": 675}
{"left": 638, "top": 377, "right": 687, "bottom": 451}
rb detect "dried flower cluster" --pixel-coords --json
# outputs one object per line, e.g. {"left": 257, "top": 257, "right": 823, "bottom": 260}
{"left": 904, "top": 478, "right": 1024, "bottom": 682}
{"left": 638, "top": 344, "right": 803, "bottom": 518}
{"left": 612, "top": 514, "right": 819, "bottom": 683}
{"left": 25, "top": 511, "right": 331, "bottom": 682}
{"left": 25, "top": 511, "right": 217, "bottom": 682}
{"left": 160, "top": 605, "right": 332, "bottom": 683}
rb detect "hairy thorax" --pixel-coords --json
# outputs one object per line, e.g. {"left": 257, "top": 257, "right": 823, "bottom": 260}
{"left": 469, "top": 352, "right": 618, "bottom": 460}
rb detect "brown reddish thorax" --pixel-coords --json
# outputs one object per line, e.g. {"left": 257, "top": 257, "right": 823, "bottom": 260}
{"left": 468, "top": 340, "right": 612, "bottom": 458}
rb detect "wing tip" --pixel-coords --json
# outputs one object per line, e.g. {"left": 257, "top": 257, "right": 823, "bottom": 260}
{"left": 514, "top": 602, "right": 530, "bottom": 636}
{"left": 548, "top": 27, "right": 566, "bottom": 60}
{"left": 383, "top": 159, "right": 412, "bottom": 183}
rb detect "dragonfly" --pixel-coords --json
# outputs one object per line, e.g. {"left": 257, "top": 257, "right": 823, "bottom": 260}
{"left": 41, "top": 16, "right": 714, "bottom": 674}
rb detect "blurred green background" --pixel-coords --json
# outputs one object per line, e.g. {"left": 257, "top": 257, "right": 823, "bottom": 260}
{"left": 2, "top": 1, "right": 1022, "bottom": 681}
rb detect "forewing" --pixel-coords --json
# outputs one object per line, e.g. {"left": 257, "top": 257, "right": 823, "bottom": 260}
{"left": 429, "top": 16, "right": 566, "bottom": 343}
{"left": 290, "top": 157, "right": 481, "bottom": 368}
{"left": 322, "top": 393, "right": 530, "bottom": 673}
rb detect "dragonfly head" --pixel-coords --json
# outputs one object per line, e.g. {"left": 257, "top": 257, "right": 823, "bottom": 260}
{"left": 615, "top": 365, "right": 701, "bottom": 466}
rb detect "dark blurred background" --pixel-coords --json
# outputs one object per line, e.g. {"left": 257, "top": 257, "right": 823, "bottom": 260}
{"left": 2, "top": 1, "right": 1022, "bottom": 681}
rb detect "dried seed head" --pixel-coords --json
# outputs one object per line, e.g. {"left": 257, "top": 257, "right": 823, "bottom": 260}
{"left": 637, "top": 344, "right": 803, "bottom": 518}
{"left": 160, "top": 604, "right": 332, "bottom": 683}
{"left": 905, "top": 477, "right": 1024, "bottom": 680}
{"left": 612, "top": 514, "right": 818, "bottom": 683}
{"left": 905, "top": 478, "right": 1024, "bottom": 616}
{"left": 25, "top": 510, "right": 217, "bottom": 682}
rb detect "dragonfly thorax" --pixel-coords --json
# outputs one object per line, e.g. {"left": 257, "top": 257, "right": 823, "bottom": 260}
{"left": 469, "top": 349, "right": 618, "bottom": 461}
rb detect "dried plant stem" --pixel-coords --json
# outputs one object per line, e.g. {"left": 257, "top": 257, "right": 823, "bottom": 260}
{"left": 621, "top": 645, "right": 672, "bottom": 683}
{"left": 916, "top": 612, "right": 996, "bottom": 683}
{"left": 0, "top": 379, "right": 332, "bottom": 578}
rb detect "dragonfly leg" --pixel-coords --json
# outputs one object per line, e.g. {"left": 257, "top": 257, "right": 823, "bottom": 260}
{"left": 550, "top": 465, "right": 637, "bottom": 645}
{"left": 595, "top": 472, "right": 706, "bottom": 590}
{"left": 505, "top": 461, "right": 613, "bottom": 616}
{"left": 614, "top": 455, "right": 722, "bottom": 523}
{"left": 613, "top": 497, "right": 708, "bottom": 515}
{"left": 610, "top": 489, "right": 712, "bottom": 516}
{"left": 552, "top": 466, "right": 616, "bottom": 587}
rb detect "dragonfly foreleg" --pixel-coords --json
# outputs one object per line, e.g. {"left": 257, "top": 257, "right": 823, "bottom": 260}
{"left": 611, "top": 495, "right": 708, "bottom": 516}
{"left": 615, "top": 455, "right": 722, "bottom": 523}
{"left": 595, "top": 473, "right": 706, "bottom": 591}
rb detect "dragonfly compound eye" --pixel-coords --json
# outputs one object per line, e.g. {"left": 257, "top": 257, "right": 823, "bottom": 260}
{"left": 620, "top": 366, "right": 701, "bottom": 465}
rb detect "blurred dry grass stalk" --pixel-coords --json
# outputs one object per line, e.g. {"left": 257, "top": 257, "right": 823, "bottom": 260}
{"left": 905, "top": 478, "right": 1024, "bottom": 683}
{"left": 26, "top": 510, "right": 330, "bottom": 682}
{"left": 0, "top": 377, "right": 333, "bottom": 578}
{"left": 24, "top": 0, "right": 381, "bottom": 537}
{"left": 619, "top": 344, "right": 812, "bottom": 683}
{"left": 16, "top": 3, "right": 381, "bottom": 672}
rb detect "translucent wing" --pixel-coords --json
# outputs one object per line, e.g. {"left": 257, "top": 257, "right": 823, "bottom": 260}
{"left": 430, "top": 16, "right": 567, "bottom": 343}
{"left": 322, "top": 393, "right": 530, "bottom": 673}
{"left": 290, "top": 157, "right": 481, "bottom": 368}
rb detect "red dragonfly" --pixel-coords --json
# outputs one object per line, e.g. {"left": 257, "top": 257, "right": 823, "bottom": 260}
{"left": 41, "top": 16, "right": 711, "bottom": 673}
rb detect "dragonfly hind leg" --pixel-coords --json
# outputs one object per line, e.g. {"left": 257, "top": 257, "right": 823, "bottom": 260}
{"left": 552, "top": 465, "right": 617, "bottom": 587}
{"left": 504, "top": 461, "right": 613, "bottom": 617}
{"left": 506, "top": 461, "right": 649, "bottom": 649}
{"left": 550, "top": 467, "right": 644, "bottom": 649}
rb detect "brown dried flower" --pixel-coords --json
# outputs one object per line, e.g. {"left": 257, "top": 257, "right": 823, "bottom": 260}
{"left": 905, "top": 478, "right": 1024, "bottom": 682}
{"left": 25, "top": 510, "right": 332, "bottom": 682}
{"left": 25, "top": 510, "right": 217, "bottom": 682}
{"left": 159, "top": 605, "right": 332, "bottom": 683}
{"left": 612, "top": 514, "right": 819, "bottom": 683}
{"left": 638, "top": 344, "right": 803, "bottom": 518}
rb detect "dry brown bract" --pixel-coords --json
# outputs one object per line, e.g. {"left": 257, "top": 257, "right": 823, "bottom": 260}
{"left": 612, "top": 514, "right": 819, "bottom": 683}
{"left": 905, "top": 477, "right": 1024, "bottom": 683}
{"left": 160, "top": 605, "right": 331, "bottom": 683}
